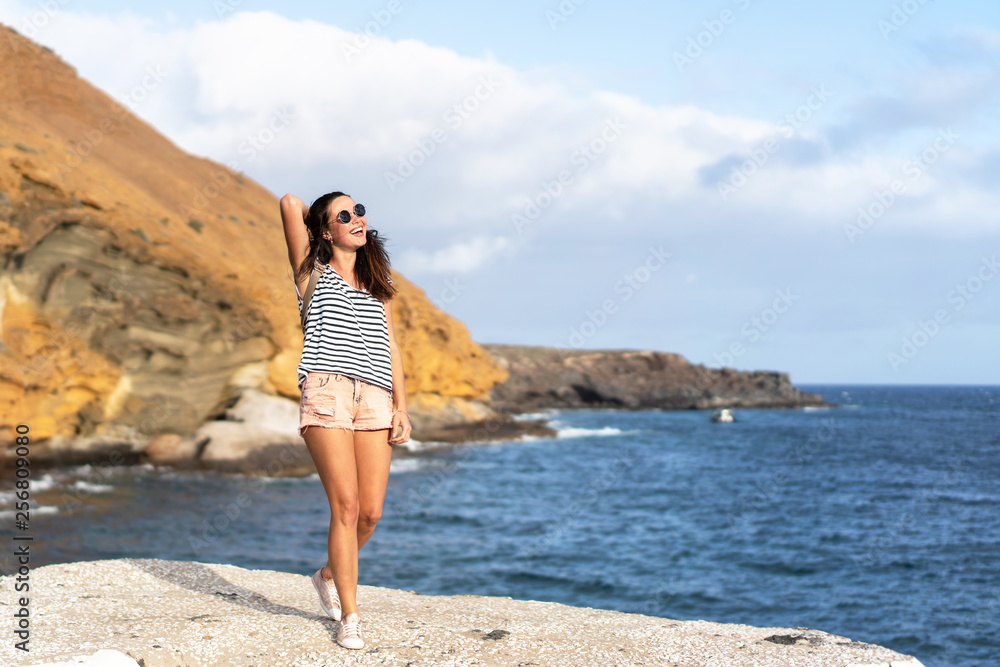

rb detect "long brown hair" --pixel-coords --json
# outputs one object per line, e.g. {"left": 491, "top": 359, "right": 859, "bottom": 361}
{"left": 294, "top": 191, "right": 397, "bottom": 303}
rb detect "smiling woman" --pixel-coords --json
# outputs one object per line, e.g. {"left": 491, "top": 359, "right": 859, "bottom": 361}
{"left": 279, "top": 190, "right": 412, "bottom": 651}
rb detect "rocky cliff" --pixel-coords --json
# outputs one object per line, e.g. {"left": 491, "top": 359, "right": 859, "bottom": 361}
{"left": 0, "top": 25, "right": 507, "bottom": 454}
{"left": 483, "top": 344, "right": 828, "bottom": 411}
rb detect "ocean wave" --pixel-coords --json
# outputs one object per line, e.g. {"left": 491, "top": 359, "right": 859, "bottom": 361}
{"left": 32, "top": 472, "right": 60, "bottom": 492}
{"left": 555, "top": 426, "right": 624, "bottom": 439}
{"left": 389, "top": 458, "right": 432, "bottom": 475}
{"left": 72, "top": 480, "right": 114, "bottom": 493}
{"left": 393, "top": 438, "right": 455, "bottom": 453}
{"left": 511, "top": 410, "right": 560, "bottom": 422}
{"left": 0, "top": 504, "right": 60, "bottom": 520}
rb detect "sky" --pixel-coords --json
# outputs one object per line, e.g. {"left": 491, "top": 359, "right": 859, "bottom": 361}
{"left": 2, "top": 0, "right": 998, "bottom": 384}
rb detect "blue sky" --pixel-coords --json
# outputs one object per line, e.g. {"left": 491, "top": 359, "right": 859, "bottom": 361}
{"left": 2, "top": 0, "right": 998, "bottom": 383}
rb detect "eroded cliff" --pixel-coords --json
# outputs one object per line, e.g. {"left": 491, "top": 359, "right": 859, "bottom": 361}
{"left": 0, "top": 26, "right": 506, "bottom": 452}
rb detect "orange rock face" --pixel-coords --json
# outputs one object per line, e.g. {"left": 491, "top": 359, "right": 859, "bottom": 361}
{"left": 0, "top": 27, "right": 506, "bottom": 448}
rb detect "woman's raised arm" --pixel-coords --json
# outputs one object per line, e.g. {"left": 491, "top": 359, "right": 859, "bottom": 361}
{"left": 280, "top": 193, "right": 310, "bottom": 273}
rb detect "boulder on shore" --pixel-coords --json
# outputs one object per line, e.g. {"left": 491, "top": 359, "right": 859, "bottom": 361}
{"left": 2, "top": 559, "right": 924, "bottom": 667}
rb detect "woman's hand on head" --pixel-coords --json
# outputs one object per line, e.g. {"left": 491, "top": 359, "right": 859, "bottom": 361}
{"left": 280, "top": 193, "right": 306, "bottom": 218}
{"left": 388, "top": 411, "right": 411, "bottom": 445}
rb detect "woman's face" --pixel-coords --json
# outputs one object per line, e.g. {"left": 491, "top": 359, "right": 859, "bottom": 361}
{"left": 324, "top": 196, "right": 367, "bottom": 249}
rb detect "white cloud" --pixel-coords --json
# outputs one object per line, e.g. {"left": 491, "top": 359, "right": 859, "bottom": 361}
{"left": 396, "top": 235, "right": 513, "bottom": 274}
{"left": 1, "top": 4, "right": 997, "bottom": 248}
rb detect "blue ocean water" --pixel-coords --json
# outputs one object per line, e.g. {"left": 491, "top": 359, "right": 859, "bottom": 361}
{"left": 4, "top": 385, "right": 998, "bottom": 667}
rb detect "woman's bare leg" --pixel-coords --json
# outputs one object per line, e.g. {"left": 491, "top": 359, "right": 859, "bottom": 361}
{"left": 304, "top": 425, "right": 362, "bottom": 615}
{"left": 353, "top": 428, "right": 392, "bottom": 550}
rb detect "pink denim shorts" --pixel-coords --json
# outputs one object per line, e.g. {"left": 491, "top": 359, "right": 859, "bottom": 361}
{"left": 299, "top": 372, "right": 394, "bottom": 437}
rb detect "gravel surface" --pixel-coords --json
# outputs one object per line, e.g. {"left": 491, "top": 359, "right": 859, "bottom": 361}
{"left": 2, "top": 558, "right": 925, "bottom": 667}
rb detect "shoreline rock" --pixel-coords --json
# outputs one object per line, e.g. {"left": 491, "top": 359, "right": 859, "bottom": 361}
{"left": 3, "top": 388, "right": 555, "bottom": 476}
{"left": 482, "top": 344, "right": 830, "bottom": 412}
{"left": 3, "top": 558, "right": 924, "bottom": 667}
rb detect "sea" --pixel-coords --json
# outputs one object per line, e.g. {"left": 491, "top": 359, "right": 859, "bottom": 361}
{"left": 2, "top": 385, "right": 997, "bottom": 667}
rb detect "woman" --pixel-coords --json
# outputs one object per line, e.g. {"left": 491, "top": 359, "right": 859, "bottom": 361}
{"left": 280, "top": 191, "right": 411, "bottom": 650}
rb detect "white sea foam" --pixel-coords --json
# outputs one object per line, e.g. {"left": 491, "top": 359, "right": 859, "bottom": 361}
{"left": 803, "top": 406, "right": 831, "bottom": 412}
{"left": 72, "top": 480, "right": 113, "bottom": 493}
{"left": 32, "top": 473, "right": 60, "bottom": 492}
{"left": 393, "top": 438, "right": 458, "bottom": 453}
{"left": 555, "top": 426, "right": 624, "bottom": 439}
{"left": 511, "top": 410, "right": 560, "bottom": 422}
{"left": 389, "top": 458, "right": 431, "bottom": 475}
{"left": 0, "top": 504, "right": 60, "bottom": 520}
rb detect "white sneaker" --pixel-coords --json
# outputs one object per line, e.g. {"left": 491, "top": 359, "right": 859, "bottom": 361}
{"left": 337, "top": 612, "right": 365, "bottom": 650}
{"left": 311, "top": 567, "right": 341, "bottom": 621}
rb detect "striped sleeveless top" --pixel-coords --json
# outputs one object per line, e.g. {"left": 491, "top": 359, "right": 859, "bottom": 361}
{"left": 295, "top": 259, "right": 393, "bottom": 394}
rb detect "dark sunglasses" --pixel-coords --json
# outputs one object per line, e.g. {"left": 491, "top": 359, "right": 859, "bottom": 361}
{"left": 335, "top": 203, "right": 366, "bottom": 224}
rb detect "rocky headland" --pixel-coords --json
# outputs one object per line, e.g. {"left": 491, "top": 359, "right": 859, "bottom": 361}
{"left": 483, "top": 344, "right": 828, "bottom": 411}
{"left": 1, "top": 558, "right": 924, "bottom": 667}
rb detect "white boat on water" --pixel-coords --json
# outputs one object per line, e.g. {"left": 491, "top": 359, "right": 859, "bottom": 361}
{"left": 711, "top": 408, "right": 735, "bottom": 423}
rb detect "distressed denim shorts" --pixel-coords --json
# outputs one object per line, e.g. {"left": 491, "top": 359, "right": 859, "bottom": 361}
{"left": 299, "top": 372, "right": 394, "bottom": 437}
